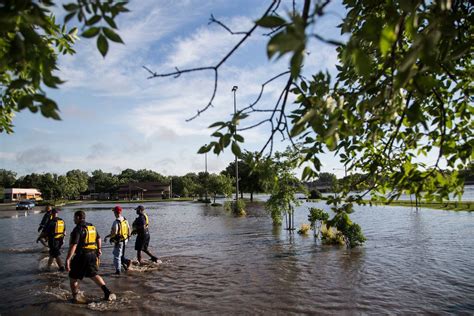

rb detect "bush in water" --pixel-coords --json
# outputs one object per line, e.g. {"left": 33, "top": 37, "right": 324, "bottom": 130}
{"left": 297, "top": 223, "right": 311, "bottom": 235}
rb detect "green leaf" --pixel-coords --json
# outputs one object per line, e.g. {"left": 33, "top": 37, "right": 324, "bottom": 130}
{"left": 211, "top": 132, "right": 223, "bottom": 138}
{"left": 255, "top": 16, "right": 286, "bottom": 28}
{"left": 223, "top": 134, "right": 231, "bottom": 147}
{"left": 18, "top": 95, "right": 33, "bottom": 110}
{"left": 208, "top": 121, "right": 225, "bottom": 128}
{"left": 379, "top": 26, "right": 397, "bottom": 57}
{"left": 352, "top": 49, "right": 372, "bottom": 77}
{"left": 104, "top": 16, "right": 117, "bottom": 29}
{"left": 9, "top": 79, "right": 29, "bottom": 90}
{"left": 290, "top": 50, "right": 303, "bottom": 78}
{"left": 40, "top": 99, "right": 61, "bottom": 120}
{"left": 231, "top": 141, "right": 242, "bottom": 157}
{"left": 63, "top": 3, "right": 79, "bottom": 11}
{"left": 64, "top": 12, "right": 76, "bottom": 23}
{"left": 197, "top": 145, "right": 211, "bottom": 154}
{"left": 267, "top": 32, "right": 303, "bottom": 60}
{"left": 86, "top": 15, "right": 101, "bottom": 26}
{"left": 234, "top": 134, "right": 244, "bottom": 142}
{"left": 82, "top": 27, "right": 100, "bottom": 38}
{"left": 97, "top": 34, "right": 109, "bottom": 57}
{"left": 302, "top": 166, "right": 315, "bottom": 180}
{"left": 103, "top": 27, "right": 124, "bottom": 43}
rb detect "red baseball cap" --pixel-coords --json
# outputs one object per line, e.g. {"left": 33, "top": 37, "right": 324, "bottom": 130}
{"left": 113, "top": 206, "right": 122, "bottom": 213}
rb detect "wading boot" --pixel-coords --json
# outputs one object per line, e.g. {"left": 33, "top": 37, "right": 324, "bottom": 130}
{"left": 102, "top": 287, "right": 116, "bottom": 301}
{"left": 73, "top": 292, "right": 87, "bottom": 304}
{"left": 122, "top": 260, "right": 131, "bottom": 271}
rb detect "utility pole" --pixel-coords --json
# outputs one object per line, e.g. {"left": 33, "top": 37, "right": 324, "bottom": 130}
{"left": 232, "top": 85, "right": 239, "bottom": 203}
{"left": 170, "top": 177, "right": 172, "bottom": 199}
{"left": 205, "top": 149, "right": 208, "bottom": 202}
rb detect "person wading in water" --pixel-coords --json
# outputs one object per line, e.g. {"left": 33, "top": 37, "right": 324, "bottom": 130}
{"left": 104, "top": 206, "right": 132, "bottom": 275}
{"left": 65, "top": 210, "right": 115, "bottom": 303}
{"left": 131, "top": 205, "right": 158, "bottom": 265}
{"left": 37, "top": 205, "right": 53, "bottom": 247}
{"left": 37, "top": 208, "right": 66, "bottom": 271}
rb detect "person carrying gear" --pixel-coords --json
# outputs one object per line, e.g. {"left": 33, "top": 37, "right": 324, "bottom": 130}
{"left": 37, "top": 205, "right": 53, "bottom": 247}
{"left": 131, "top": 205, "right": 158, "bottom": 265}
{"left": 37, "top": 208, "right": 66, "bottom": 271}
{"left": 65, "top": 210, "right": 115, "bottom": 303}
{"left": 104, "top": 206, "right": 132, "bottom": 275}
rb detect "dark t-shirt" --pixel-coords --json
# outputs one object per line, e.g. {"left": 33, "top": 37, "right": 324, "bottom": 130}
{"left": 133, "top": 214, "right": 149, "bottom": 236}
{"left": 70, "top": 221, "right": 100, "bottom": 252}
{"left": 39, "top": 211, "right": 52, "bottom": 231}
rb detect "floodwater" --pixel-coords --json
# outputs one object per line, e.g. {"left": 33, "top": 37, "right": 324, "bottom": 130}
{"left": 0, "top": 199, "right": 473, "bottom": 315}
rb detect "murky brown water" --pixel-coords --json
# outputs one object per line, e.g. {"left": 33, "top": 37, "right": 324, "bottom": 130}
{"left": 0, "top": 199, "right": 473, "bottom": 315}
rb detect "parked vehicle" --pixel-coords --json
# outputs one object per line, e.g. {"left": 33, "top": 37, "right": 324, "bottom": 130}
{"left": 16, "top": 200, "right": 35, "bottom": 210}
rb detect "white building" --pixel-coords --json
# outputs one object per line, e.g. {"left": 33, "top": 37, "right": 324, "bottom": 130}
{"left": 3, "top": 188, "right": 42, "bottom": 202}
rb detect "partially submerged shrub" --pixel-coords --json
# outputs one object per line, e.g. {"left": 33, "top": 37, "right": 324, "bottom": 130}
{"left": 321, "top": 224, "right": 345, "bottom": 245}
{"left": 225, "top": 199, "right": 246, "bottom": 216}
{"left": 308, "top": 207, "right": 329, "bottom": 237}
{"left": 308, "top": 189, "right": 322, "bottom": 200}
{"left": 307, "top": 206, "right": 365, "bottom": 247}
{"left": 297, "top": 223, "right": 311, "bottom": 235}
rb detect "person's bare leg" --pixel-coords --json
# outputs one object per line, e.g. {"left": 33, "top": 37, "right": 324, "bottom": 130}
{"left": 47, "top": 257, "right": 54, "bottom": 269}
{"left": 143, "top": 249, "right": 158, "bottom": 262}
{"left": 55, "top": 257, "right": 64, "bottom": 269}
{"left": 137, "top": 250, "right": 142, "bottom": 264}
{"left": 70, "top": 278, "right": 87, "bottom": 303}
{"left": 70, "top": 278, "right": 79, "bottom": 295}
{"left": 91, "top": 275, "right": 105, "bottom": 287}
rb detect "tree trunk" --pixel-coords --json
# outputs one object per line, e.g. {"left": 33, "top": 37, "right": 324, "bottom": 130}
{"left": 250, "top": 191, "right": 253, "bottom": 202}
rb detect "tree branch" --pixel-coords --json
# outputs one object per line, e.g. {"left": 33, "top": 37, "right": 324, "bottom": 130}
{"left": 143, "top": 0, "right": 279, "bottom": 121}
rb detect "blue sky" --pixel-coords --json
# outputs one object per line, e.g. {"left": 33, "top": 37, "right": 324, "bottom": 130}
{"left": 1, "top": 0, "right": 348, "bottom": 177}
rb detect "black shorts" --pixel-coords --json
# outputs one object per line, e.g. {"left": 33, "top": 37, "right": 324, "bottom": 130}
{"left": 69, "top": 251, "right": 99, "bottom": 280}
{"left": 135, "top": 234, "right": 150, "bottom": 251}
{"left": 48, "top": 238, "right": 63, "bottom": 258}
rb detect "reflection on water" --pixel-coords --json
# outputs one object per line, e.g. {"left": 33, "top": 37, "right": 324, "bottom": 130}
{"left": 0, "top": 200, "right": 473, "bottom": 314}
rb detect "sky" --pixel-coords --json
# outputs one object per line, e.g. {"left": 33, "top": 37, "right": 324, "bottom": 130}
{"left": 1, "top": 0, "right": 348, "bottom": 178}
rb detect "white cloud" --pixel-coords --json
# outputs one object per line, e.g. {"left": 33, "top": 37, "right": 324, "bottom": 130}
{"left": 165, "top": 16, "right": 254, "bottom": 68}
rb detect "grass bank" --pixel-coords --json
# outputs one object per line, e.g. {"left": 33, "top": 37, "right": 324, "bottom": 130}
{"left": 305, "top": 198, "right": 473, "bottom": 212}
{"left": 375, "top": 200, "right": 473, "bottom": 211}
{"left": 39, "top": 197, "right": 194, "bottom": 207}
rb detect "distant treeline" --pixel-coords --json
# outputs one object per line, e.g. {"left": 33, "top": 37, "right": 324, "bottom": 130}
{"left": 1, "top": 162, "right": 472, "bottom": 201}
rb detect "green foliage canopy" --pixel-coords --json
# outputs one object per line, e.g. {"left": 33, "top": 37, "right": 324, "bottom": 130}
{"left": 0, "top": 0, "right": 128, "bottom": 133}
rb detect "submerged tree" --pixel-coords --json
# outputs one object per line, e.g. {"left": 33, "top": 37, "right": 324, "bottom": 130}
{"left": 208, "top": 173, "right": 233, "bottom": 204}
{"left": 265, "top": 148, "right": 305, "bottom": 230}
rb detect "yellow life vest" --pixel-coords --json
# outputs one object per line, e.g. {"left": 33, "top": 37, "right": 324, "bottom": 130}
{"left": 112, "top": 218, "right": 129, "bottom": 242}
{"left": 54, "top": 219, "right": 65, "bottom": 239}
{"left": 82, "top": 225, "right": 98, "bottom": 250}
{"left": 144, "top": 214, "right": 149, "bottom": 228}
{"left": 120, "top": 219, "right": 129, "bottom": 240}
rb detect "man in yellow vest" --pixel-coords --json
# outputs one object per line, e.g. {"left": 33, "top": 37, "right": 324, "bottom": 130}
{"left": 104, "top": 206, "right": 132, "bottom": 275}
{"left": 65, "top": 210, "right": 115, "bottom": 303}
{"left": 37, "top": 208, "right": 66, "bottom": 271}
{"left": 132, "top": 205, "right": 158, "bottom": 265}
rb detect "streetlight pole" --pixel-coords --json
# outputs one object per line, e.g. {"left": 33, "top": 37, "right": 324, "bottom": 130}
{"left": 205, "top": 149, "right": 208, "bottom": 202}
{"left": 232, "top": 85, "right": 239, "bottom": 203}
